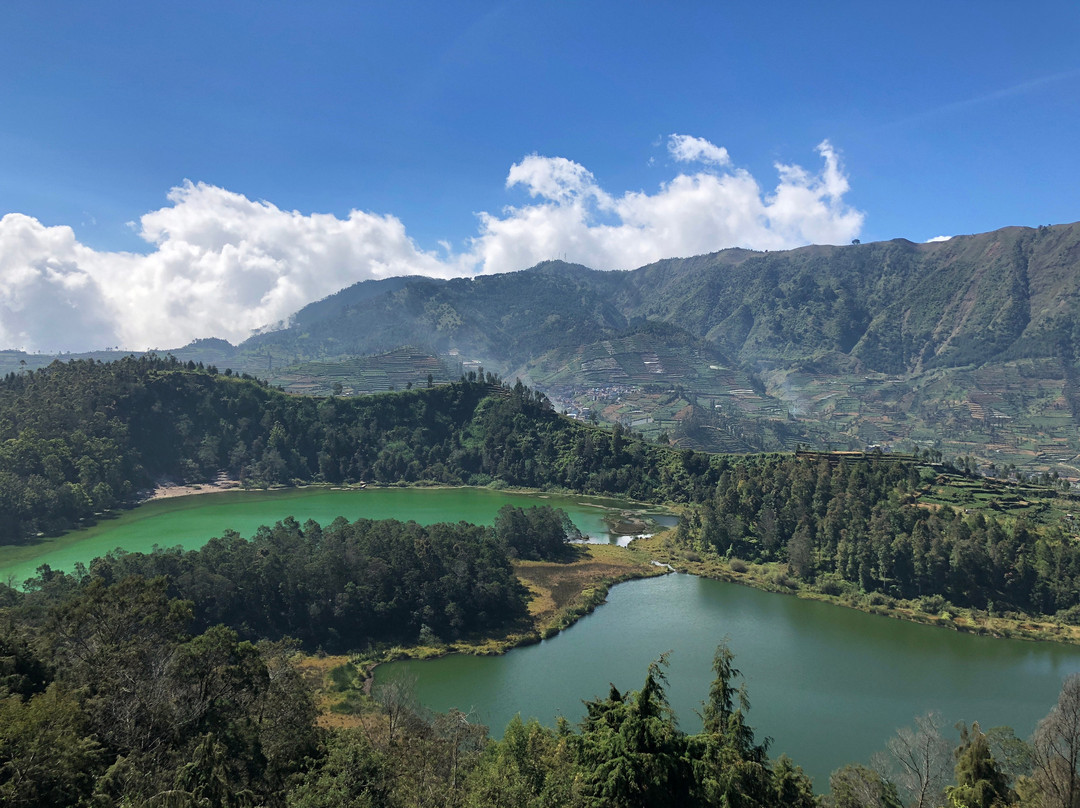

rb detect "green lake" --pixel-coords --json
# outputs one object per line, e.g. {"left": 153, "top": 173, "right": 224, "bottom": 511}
{"left": 375, "top": 572, "right": 1080, "bottom": 789}
{"left": 8, "top": 484, "right": 1077, "bottom": 790}
{"left": 0, "top": 486, "right": 664, "bottom": 586}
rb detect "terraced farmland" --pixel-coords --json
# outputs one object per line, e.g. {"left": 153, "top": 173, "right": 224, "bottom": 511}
{"left": 268, "top": 348, "right": 457, "bottom": 395}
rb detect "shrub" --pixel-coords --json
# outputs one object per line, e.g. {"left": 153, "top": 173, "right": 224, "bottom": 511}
{"left": 1057, "top": 605, "right": 1080, "bottom": 626}
{"left": 769, "top": 570, "right": 797, "bottom": 590}
{"left": 814, "top": 572, "right": 850, "bottom": 596}
{"left": 918, "top": 594, "right": 947, "bottom": 614}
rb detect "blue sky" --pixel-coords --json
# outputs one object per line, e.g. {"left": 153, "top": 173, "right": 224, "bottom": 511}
{"left": 1, "top": 1, "right": 1079, "bottom": 351}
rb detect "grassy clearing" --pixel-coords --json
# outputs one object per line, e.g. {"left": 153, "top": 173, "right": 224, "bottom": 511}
{"left": 294, "top": 654, "right": 368, "bottom": 729}
{"left": 515, "top": 542, "right": 667, "bottom": 637}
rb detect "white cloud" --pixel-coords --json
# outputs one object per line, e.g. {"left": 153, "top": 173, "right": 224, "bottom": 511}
{"left": 470, "top": 138, "right": 864, "bottom": 272}
{"left": 925, "top": 235, "right": 953, "bottom": 242}
{"left": 0, "top": 138, "right": 864, "bottom": 352}
{"left": 0, "top": 183, "right": 461, "bottom": 352}
{"left": 506, "top": 155, "right": 611, "bottom": 206}
{"left": 667, "top": 134, "right": 731, "bottom": 166}
{"left": 0, "top": 213, "right": 123, "bottom": 352}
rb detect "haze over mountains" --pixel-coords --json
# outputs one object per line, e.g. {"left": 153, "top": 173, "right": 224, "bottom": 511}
{"left": 246, "top": 220, "right": 1079, "bottom": 373}
{"left": 6, "top": 220, "right": 1080, "bottom": 471}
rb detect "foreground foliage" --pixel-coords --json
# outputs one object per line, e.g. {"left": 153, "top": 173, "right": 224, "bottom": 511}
{"left": 7, "top": 564, "right": 819, "bottom": 808}
{"left": 0, "top": 576, "right": 318, "bottom": 807}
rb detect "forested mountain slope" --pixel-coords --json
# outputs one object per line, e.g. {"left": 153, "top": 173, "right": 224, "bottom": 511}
{"left": 4, "top": 221, "right": 1079, "bottom": 468}
{"left": 0, "top": 358, "right": 701, "bottom": 542}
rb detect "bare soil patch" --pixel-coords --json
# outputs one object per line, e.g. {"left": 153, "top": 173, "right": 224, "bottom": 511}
{"left": 141, "top": 474, "right": 242, "bottom": 502}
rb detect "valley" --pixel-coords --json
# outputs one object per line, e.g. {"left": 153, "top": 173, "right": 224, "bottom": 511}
{"left": 8, "top": 6, "right": 1078, "bottom": 804}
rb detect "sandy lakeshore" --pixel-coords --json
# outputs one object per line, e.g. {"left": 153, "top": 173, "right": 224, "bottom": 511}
{"left": 141, "top": 476, "right": 243, "bottom": 502}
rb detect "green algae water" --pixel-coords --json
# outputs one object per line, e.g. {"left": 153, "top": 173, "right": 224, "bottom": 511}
{"left": 376, "top": 572, "right": 1080, "bottom": 789}
{"left": 0, "top": 486, "right": 660, "bottom": 586}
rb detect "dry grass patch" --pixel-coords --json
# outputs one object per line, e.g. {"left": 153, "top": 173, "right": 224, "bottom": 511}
{"left": 316, "top": 711, "right": 367, "bottom": 730}
{"left": 293, "top": 654, "right": 370, "bottom": 728}
{"left": 514, "top": 543, "right": 663, "bottom": 633}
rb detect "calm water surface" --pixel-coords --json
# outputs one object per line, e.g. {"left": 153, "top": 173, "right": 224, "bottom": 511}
{"left": 376, "top": 573, "right": 1080, "bottom": 788}
{"left": 0, "top": 487, "right": 661, "bottom": 586}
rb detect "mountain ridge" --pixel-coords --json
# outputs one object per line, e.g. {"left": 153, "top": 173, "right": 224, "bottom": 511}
{"left": 245, "top": 222, "right": 1079, "bottom": 377}
{"left": 5, "top": 221, "right": 1079, "bottom": 470}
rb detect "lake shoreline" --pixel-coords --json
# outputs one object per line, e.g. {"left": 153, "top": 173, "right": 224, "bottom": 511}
{"left": 13, "top": 478, "right": 1079, "bottom": 649}
{"left": 139, "top": 476, "right": 244, "bottom": 502}
{"left": 631, "top": 531, "right": 1080, "bottom": 646}
{"left": 350, "top": 548, "right": 1080, "bottom": 714}
{"left": 368, "top": 570, "right": 1080, "bottom": 791}
{"left": 133, "top": 477, "right": 660, "bottom": 506}
{"left": 0, "top": 482, "right": 665, "bottom": 588}
{"left": 352, "top": 541, "right": 670, "bottom": 696}
{"left": 113, "top": 479, "right": 1080, "bottom": 649}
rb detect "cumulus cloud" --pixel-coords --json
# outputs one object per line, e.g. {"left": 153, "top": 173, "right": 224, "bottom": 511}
{"left": 667, "top": 134, "right": 731, "bottom": 166}
{"left": 0, "top": 183, "right": 461, "bottom": 352}
{"left": 926, "top": 235, "right": 953, "bottom": 243}
{"left": 0, "top": 214, "right": 124, "bottom": 352}
{"left": 470, "top": 137, "right": 863, "bottom": 272}
{"left": 505, "top": 155, "right": 610, "bottom": 206}
{"left": 0, "top": 137, "right": 864, "bottom": 352}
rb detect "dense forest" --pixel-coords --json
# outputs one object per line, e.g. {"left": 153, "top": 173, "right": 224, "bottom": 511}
{"left": 0, "top": 356, "right": 707, "bottom": 544}
{"left": 7, "top": 358, "right": 1080, "bottom": 804}
{"left": 0, "top": 574, "right": 320, "bottom": 807}
{"left": 72, "top": 516, "right": 527, "bottom": 651}
{"left": 20, "top": 504, "right": 578, "bottom": 652}
{"left": 674, "top": 454, "right": 1080, "bottom": 620}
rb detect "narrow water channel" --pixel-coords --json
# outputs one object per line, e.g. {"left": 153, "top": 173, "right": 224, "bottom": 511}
{"left": 376, "top": 572, "right": 1080, "bottom": 788}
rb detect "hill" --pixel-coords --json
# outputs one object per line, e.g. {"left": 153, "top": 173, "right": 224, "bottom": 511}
{"left": 242, "top": 221, "right": 1080, "bottom": 472}
{"left": 6, "top": 221, "right": 1080, "bottom": 471}
{"left": 0, "top": 358, "right": 711, "bottom": 543}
